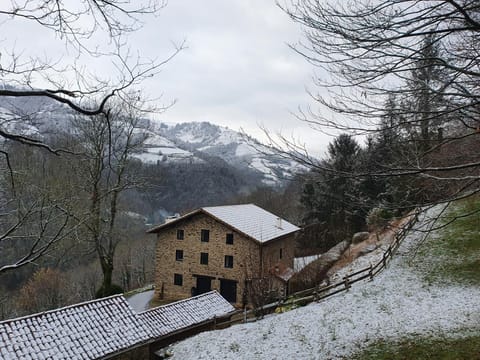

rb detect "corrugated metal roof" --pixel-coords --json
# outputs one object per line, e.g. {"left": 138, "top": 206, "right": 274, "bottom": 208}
{"left": 0, "top": 295, "right": 148, "bottom": 360}
{"left": 139, "top": 291, "right": 235, "bottom": 338}
{"left": 203, "top": 204, "right": 300, "bottom": 243}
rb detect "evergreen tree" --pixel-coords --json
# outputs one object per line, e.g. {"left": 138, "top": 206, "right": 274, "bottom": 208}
{"left": 301, "top": 134, "right": 364, "bottom": 242}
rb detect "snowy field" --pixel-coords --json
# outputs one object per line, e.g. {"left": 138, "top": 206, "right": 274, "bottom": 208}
{"left": 168, "top": 206, "right": 480, "bottom": 359}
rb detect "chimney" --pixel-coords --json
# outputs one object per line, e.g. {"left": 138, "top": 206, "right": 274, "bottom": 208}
{"left": 275, "top": 217, "right": 283, "bottom": 229}
{"left": 164, "top": 213, "right": 180, "bottom": 224}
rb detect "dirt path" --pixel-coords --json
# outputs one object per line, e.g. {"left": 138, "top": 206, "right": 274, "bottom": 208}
{"left": 328, "top": 211, "right": 416, "bottom": 274}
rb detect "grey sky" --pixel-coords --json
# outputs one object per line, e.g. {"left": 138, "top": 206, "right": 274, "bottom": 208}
{"left": 4, "top": 0, "right": 332, "bottom": 156}
{"left": 133, "top": 0, "right": 330, "bottom": 156}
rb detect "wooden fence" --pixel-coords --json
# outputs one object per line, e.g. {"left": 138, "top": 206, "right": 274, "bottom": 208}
{"left": 215, "top": 210, "right": 420, "bottom": 328}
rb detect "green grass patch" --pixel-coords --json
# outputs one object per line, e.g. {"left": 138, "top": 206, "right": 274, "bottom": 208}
{"left": 416, "top": 197, "right": 480, "bottom": 286}
{"left": 351, "top": 334, "right": 480, "bottom": 360}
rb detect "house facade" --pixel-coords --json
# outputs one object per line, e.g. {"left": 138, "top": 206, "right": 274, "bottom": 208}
{"left": 147, "top": 204, "right": 300, "bottom": 307}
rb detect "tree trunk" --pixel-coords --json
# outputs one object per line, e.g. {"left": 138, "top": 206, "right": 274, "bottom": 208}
{"left": 98, "top": 256, "right": 114, "bottom": 297}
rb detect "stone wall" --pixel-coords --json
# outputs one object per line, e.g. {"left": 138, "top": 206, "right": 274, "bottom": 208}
{"left": 154, "top": 213, "right": 261, "bottom": 307}
{"left": 261, "top": 235, "right": 295, "bottom": 273}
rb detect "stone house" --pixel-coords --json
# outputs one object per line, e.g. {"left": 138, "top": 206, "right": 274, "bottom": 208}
{"left": 147, "top": 204, "right": 301, "bottom": 307}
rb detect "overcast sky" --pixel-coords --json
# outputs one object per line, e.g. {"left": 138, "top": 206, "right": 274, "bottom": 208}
{"left": 131, "top": 0, "right": 332, "bottom": 156}
{"left": 5, "top": 0, "right": 332, "bottom": 156}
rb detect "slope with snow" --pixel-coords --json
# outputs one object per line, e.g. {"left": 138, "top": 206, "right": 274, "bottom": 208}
{"left": 0, "top": 91, "right": 305, "bottom": 185}
{"left": 157, "top": 121, "right": 306, "bottom": 185}
{"left": 167, "top": 206, "right": 480, "bottom": 359}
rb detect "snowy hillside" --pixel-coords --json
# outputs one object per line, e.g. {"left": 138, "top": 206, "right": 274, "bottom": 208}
{"left": 131, "top": 126, "right": 202, "bottom": 165}
{"left": 0, "top": 92, "right": 304, "bottom": 185}
{"left": 167, "top": 205, "right": 480, "bottom": 359}
{"left": 152, "top": 121, "right": 305, "bottom": 185}
{"left": 0, "top": 93, "right": 75, "bottom": 136}
{"left": 0, "top": 106, "right": 43, "bottom": 139}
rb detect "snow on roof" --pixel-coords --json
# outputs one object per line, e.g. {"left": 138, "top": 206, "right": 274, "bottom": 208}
{"left": 0, "top": 291, "right": 235, "bottom": 359}
{"left": 202, "top": 204, "right": 300, "bottom": 243}
{"left": 148, "top": 204, "right": 300, "bottom": 244}
{"left": 139, "top": 291, "right": 235, "bottom": 338}
{"left": 274, "top": 267, "right": 295, "bottom": 282}
{"left": 0, "top": 295, "right": 148, "bottom": 360}
{"left": 294, "top": 254, "right": 321, "bottom": 272}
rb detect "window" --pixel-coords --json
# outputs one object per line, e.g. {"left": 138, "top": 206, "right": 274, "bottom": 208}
{"left": 201, "top": 229, "right": 210, "bottom": 242}
{"left": 226, "top": 233, "right": 234, "bottom": 245}
{"left": 176, "top": 229, "right": 184, "bottom": 240}
{"left": 200, "top": 252, "right": 209, "bottom": 265}
{"left": 174, "top": 273, "right": 183, "bottom": 286}
{"left": 224, "top": 255, "right": 233, "bottom": 268}
{"left": 279, "top": 248, "right": 283, "bottom": 259}
{"left": 175, "top": 250, "right": 184, "bottom": 261}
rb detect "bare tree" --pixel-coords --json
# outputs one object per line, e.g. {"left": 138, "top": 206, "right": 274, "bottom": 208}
{"left": 72, "top": 94, "right": 151, "bottom": 296}
{"left": 0, "top": 0, "right": 181, "bottom": 273}
{"left": 273, "top": 0, "right": 480, "bottom": 214}
{"left": 0, "top": 143, "right": 80, "bottom": 274}
{"left": 0, "top": 1, "right": 178, "bottom": 129}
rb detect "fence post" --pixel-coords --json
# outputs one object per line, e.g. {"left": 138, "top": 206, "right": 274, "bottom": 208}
{"left": 344, "top": 277, "right": 350, "bottom": 291}
{"left": 369, "top": 264, "right": 373, "bottom": 281}
{"left": 243, "top": 306, "right": 247, "bottom": 323}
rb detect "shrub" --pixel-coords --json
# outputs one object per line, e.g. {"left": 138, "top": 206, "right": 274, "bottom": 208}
{"left": 366, "top": 207, "right": 393, "bottom": 231}
{"left": 18, "top": 268, "right": 68, "bottom": 314}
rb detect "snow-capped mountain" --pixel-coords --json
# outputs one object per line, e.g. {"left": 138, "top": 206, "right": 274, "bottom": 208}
{"left": 139, "top": 121, "right": 305, "bottom": 185}
{"left": 0, "top": 93, "right": 305, "bottom": 185}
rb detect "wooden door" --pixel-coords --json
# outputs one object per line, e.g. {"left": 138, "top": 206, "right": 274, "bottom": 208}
{"left": 220, "top": 279, "right": 237, "bottom": 303}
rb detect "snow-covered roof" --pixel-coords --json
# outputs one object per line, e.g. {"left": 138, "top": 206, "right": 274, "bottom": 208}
{"left": 0, "top": 295, "right": 148, "bottom": 360}
{"left": 0, "top": 291, "right": 235, "bottom": 359}
{"left": 148, "top": 204, "right": 301, "bottom": 244}
{"left": 140, "top": 291, "right": 235, "bottom": 338}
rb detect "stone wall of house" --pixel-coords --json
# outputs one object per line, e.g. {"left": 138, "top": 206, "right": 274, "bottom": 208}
{"left": 261, "top": 234, "right": 296, "bottom": 274}
{"left": 154, "top": 213, "right": 261, "bottom": 307}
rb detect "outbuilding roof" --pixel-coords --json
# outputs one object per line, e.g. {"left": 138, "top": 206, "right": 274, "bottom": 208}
{"left": 148, "top": 204, "right": 300, "bottom": 244}
{"left": 139, "top": 291, "right": 235, "bottom": 338}
{"left": 0, "top": 295, "right": 148, "bottom": 360}
{"left": 0, "top": 291, "right": 235, "bottom": 359}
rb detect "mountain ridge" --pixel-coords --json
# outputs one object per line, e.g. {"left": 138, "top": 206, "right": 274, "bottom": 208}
{"left": 0, "top": 93, "right": 303, "bottom": 185}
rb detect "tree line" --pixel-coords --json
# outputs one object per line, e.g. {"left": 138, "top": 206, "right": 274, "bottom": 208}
{"left": 259, "top": 0, "right": 480, "bottom": 246}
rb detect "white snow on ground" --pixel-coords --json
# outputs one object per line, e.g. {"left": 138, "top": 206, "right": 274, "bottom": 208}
{"left": 145, "top": 146, "right": 191, "bottom": 155}
{"left": 143, "top": 133, "right": 175, "bottom": 147}
{"left": 132, "top": 146, "right": 201, "bottom": 164}
{"left": 235, "top": 142, "right": 256, "bottom": 157}
{"left": 126, "top": 290, "right": 155, "bottom": 312}
{"left": 168, "top": 206, "right": 480, "bottom": 359}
